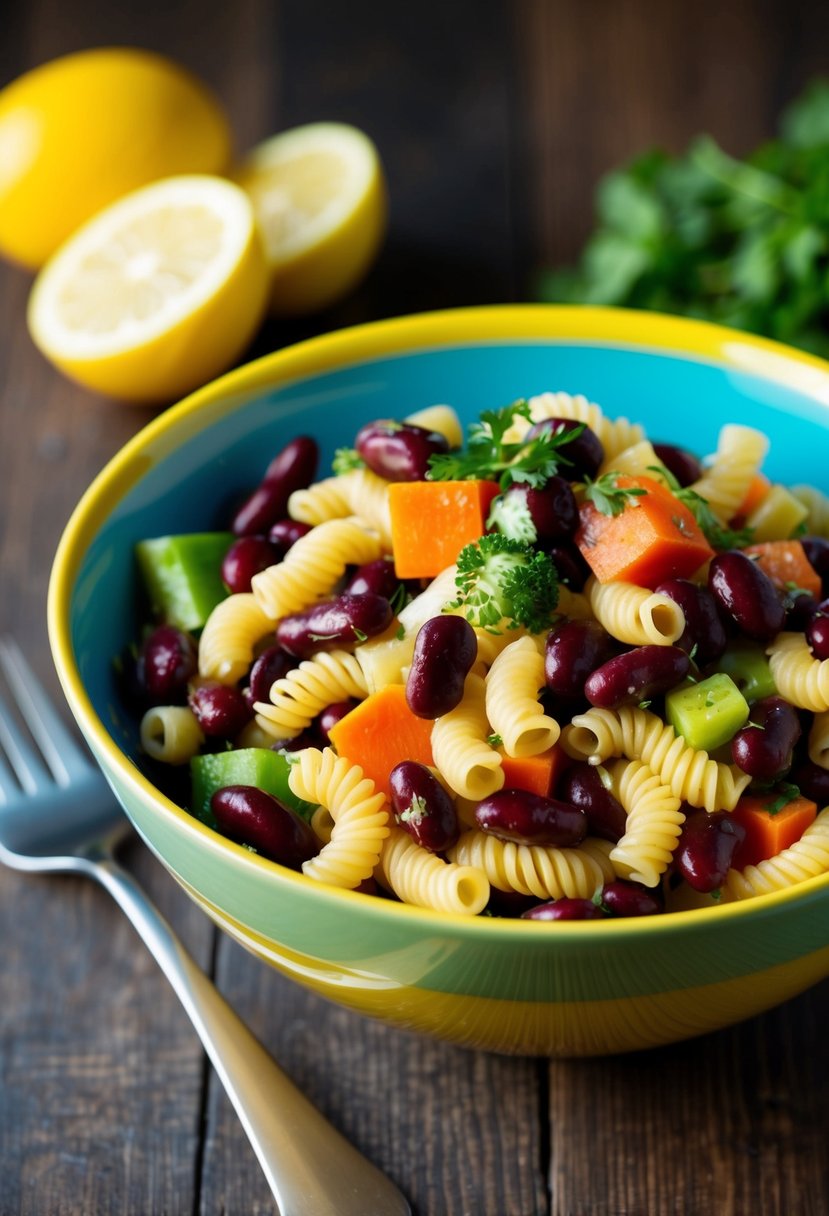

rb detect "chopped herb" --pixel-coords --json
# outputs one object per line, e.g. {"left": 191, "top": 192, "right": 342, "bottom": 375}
{"left": 791, "top": 519, "right": 809, "bottom": 539}
{"left": 353, "top": 628, "right": 368, "bottom": 643}
{"left": 388, "top": 583, "right": 411, "bottom": 615}
{"left": 582, "top": 471, "right": 648, "bottom": 516}
{"left": 765, "top": 782, "right": 800, "bottom": 815}
{"left": 395, "top": 623, "right": 406, "bottom": 641}
{"left": 487, "top": 733, "right": 503, "bottom": 748}
{"left": 638, "top": 700, "right": 652, "bottom": 710}
{"left": 307, "top": 631, "right": 341, "bottom": 643}
{"left": 747, "top": 720, "right": 766, "bottom": 730}
{"left": 332, "top": 447, "right": 365, "bottom": 475}
{"left": 398, "top": 794, "right": 428, "bottom": 826}
{"left": 427, "top": 400, "right": 583, "bottom": 491}
{"left": 710, "top": 889, "right": 722, "bottom": 901}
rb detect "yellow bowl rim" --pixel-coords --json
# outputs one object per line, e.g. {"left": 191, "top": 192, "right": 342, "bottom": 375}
{"left": 47, "top": 302, "right": 829, "bottom": 940}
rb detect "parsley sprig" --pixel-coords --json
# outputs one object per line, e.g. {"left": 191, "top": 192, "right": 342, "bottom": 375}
{"left": 427, "top": 400, "right": 583, "bottom": 492}
{"left": 582, "top": 472, "right": 648, "bottom": 516}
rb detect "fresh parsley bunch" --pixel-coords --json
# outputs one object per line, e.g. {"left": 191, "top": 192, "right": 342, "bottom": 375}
{"left": 539, "top": 80, "right": 829, "bottom": 357}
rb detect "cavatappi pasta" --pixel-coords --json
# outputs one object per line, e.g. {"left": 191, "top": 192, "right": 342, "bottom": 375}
{"left": 126, "top": 394, "right": 829, "bottom": 920}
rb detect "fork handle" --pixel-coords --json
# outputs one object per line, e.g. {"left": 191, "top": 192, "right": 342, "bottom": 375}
{"left": 92, "top": 855, "right": 409, "bottom": 1216}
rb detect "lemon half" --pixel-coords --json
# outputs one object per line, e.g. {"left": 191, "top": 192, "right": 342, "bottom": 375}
{"left": 0, "top": 48, "right": 231, "bottom": 269}
{"left": 27, "top": 175, "right": 268, "bottom": 404}
{"left": 234, "top": 122, "right": 387, "bottom": 316}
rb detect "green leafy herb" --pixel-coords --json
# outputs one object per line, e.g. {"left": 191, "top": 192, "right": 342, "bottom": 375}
{"left": 427, "top": 400, "right": 583, "bottom": 491}
{"left": 353, "top": 628, "right": 368, "bottom": 643}
{"left": 487, "top": 733, "right": 503, "bottom": 748}
{"left": 307, "top": 632, "right": 340, "bottom": 643}
{"left": 395, "top": 623, "right": 406, "bottom": 641}
{"left": 582, "top": 472, "right": 648, "bottom": 516}
{"left": 650, "top": 466, "right": 754, "bottom": 550}
{"left": 450, "top": 533, "right": 560, "bottom": 633}
{"left": 765, "top": 782, "right": 801, "bottom": 816}
{"left": 638, "top": 700, "right": 652, "bottom": 710}
{"left": 332, "top": 447, "right": 365, "bottom": 475}
{"left": 538, "top": 80, "right": 829, "bottom": 358}
{"left": 388, "top": 583, "right": 411, "bottom": 616}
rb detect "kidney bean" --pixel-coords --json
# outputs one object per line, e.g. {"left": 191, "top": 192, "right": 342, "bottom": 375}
{"left": 584, "top": 644, "right": 690, "bottom": 709}
{"left": 189, "top": 682, "right": 253, "bottom": 738}
{"left": 474, "top": 789, "right": 587, "bottom": 848}
{"left": 601, "top": 880, "right": 663, "bottom": 917}
{"left": 276, "top": 593, "right": 393, "bottom": 659}
{"left": 674, "top": 809, "right": 746, "bottom": 893}
{"left": 522, "top": 898, "right": 606, "bottom": 921}
{"left": 389, "top": 761, "right": 459, "bottom": 852}
{"left": 791, "top": 759, "right": 829, "bottom": 806}
{"left": 525, "top": 418, "right": 604, "bottom": 481}
{"left": 496, "top": 477, "right": 578, "bottom": 542}
{"left": 269, "top": 728, "right": 323, "bottom": 753}
{"left": 221, "top": 536, "right": 281, "bottom": 594}
{"left": 655, "top": 578, "right": 727, "bottom": 665}
{"left": 136, "top": 625, "right": 197, "bottom": 704}
{"left": 211, "top": 785, "right": 318, "bottom": 869}
{"left": 317, "top": 699, "right": 358, "bottom": 742}
{"left": 802, "top": 537, "right": 829, "bottom": 596}
{"left": 406, "top": 616, "right": 477, "bottom": 718}
{"left": 558, "top": 763, "right": 628, "bottom": 843}
{"left": 544, "top": 619, "right": 617, "bottom": 699}
{"left": 545, "top": 543, "right": 591, "bottom": 591}
{"left": 806, "top": 611, "right": 829, "bottom": 661}
{"left": 652, "top": 442, "right": 703, "bottom": 487}
{"left": 355, "top": 420, "right": 449, "bottom": 482}
{"left": 343, "top": 558, "right": 401, "bottom": 600}
{"left": 786, "top": 592, "right": 818, "bottom": 631}
{"left": 245, "top": 645, "right": 293, "bottom": 707}
{"left": 268, "top": 518, "right": 312, "bottom": 556}
{"left": 730, "top": 695, "right": 802, "bottom": 780}
{"left": 708, "top": 551, "right": 786, "bottom": 642}
{"left": 486, "top": 888, "right": 539, "bottom": 917}
{"left": 231, "top": 437, "right": 319, "bottom": 535}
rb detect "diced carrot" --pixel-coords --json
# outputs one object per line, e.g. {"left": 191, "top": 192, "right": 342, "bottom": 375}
{"left": 499, "top": 745, "right": 567, "bottom": 797}
{"left": 576, "top": 475, "right": 714, "bottom": 588}
{"left": 731, "top": 793, "right": 818, "bottom": 869}
{"left": 388, "top": 479, "right": 500, "bottom": 579}
{"left": 328, "top": 684, "right": 434, "bottom": 799}
{"left": 732, "top": 472, "right": 771, "bottom": 522}
{"left": 742, "top": 540, "right": 822, "bottom": 599}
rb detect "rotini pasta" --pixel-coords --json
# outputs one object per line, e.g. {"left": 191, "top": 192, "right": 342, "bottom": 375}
{"left": 562, "top": 706, "right": 751, "bottom": 812}
{"left": 430, "top": 672, "right": 504, "bottom": 800}
{"left": 376, "top": 826, "right": 490, "bottom": 914}
{"left": 288, "top": 747, "right": 390, "bottom": 888}
{"left": 485, "top": 636, "right": 559, "bottom": 757}
{"left": 251, "top": 517, "right": 382, "bottom": 620}
{"left": 808, "top": 713, "right": 829, "bottom": 769}
{"left": 791, "top": 483, "right": 829, "bottom": 538}
{"left": 255, "top": 649, "right": 368, "bottom": 739}
{"left": 598, "top": 439, "right": 669, "bottom": 482}
{"left": 586, "top": 577, "right": 685, "bottom": 646}
{"left": 767, "top": 632, "right": 829, "bottom": 712}
{"left": 688, "top": 424, "right": 768, "bottom": 522}
{"left": 723, "top": 808, "right": 829, "bottom": 901}
{"left": 448, "top": 830, "right": 615, "bottom": 899}
{"left": 198, "top": 592, "right": 274, "bottom": 684}
{"left": 140, "top": 705, "right": 204, "bottom": 765}
{"left": 605, "top": 759, "right": 684, "bottom": 887}
{"left": 289, "top": 468, "right": 394, "bottom": 549}
{"left": 522, "top": 391, "right": 645, "bottom": 459}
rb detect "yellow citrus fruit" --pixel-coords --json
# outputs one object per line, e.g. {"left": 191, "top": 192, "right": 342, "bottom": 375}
{"left": 27, "top": 175, "right": 268, "bottom": 404}
{"left": 0, "top": 48, "right": 231, "bottom": 269}
{"left": 233, "top": 122, "right": 387, "bottom": 316}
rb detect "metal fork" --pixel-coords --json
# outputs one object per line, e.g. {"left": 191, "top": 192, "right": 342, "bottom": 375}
{"left": 0, "top": 637, "right": 410, "bottom": 1216}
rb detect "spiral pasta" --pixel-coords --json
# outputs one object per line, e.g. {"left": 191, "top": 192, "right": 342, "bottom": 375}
{"left": 448, "top": 831, "right": 615, "bottom": 899}
{"left": 251, "top": 518, "right": 382, "bottom": 620}
{"left": 140, "top": 706, "right": 204, "bottom": 765}
{"left": 198, "top": 592, "right": 274, "bottom": 684}
{"left": 586, "top": 577, "right": 685, "bottom": 647}
{"left": 376, "top": 827, "right": 490, "bottom": 915}
{"left": 723, "top": 807, "right": 829, "bottom": 901}
{"left": 808, "top": 713, "right": 829, "bottom": 769}
{"left": 687, "top": 424, "right": 768, "bottom": 522}
{"left": 767, "top": 632, "right": 829, "bottom": 712}
{"left": 288, "top": 747, "right": 390, "bottom": 888}
{"left": 485, "top": 636, "right": 559, "bottom": 757}
{"left": 430, "top": 672, "right": 504, "bottom": 800}
{"left": 254, "top": 649, "right": 367, "bottom": 739}
{"left": 598, "top": 439, "right": 669, "bottom": 482}
{"left": 289, "top": 468, "right": 394, "bottom": 549}
{"left": 562, "top": 706, "right": 751, "bottom": 812}
{"left": 522, "top": 391, "right": 645, "bottom": 460}
{"left": 791, "top": 483, "right": 829, "bottom": 538}
{"left": 404, "top": 403, "right": 464, "bottom": 448}
{"left": 605, "top": 759, "right": 685, "bottom": 887}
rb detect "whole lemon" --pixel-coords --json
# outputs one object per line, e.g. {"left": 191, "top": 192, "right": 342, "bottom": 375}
{"left": 0, "top": 47, "right": 231, "bottom": 269}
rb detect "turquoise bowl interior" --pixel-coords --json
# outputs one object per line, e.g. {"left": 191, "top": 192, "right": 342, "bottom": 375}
{"left": 49, "top": 306, "right": 829, "bottom": 1057}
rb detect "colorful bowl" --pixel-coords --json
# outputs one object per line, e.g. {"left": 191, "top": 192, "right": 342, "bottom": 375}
{"left": 48, "top": 305, "right": 829, "bottom": 1057}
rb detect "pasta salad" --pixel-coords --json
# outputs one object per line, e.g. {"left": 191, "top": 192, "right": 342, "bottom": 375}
{"left": 121, "top": 392, "right": 829, "bottom": 920}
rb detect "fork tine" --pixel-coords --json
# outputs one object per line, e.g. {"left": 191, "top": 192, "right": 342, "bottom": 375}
{"left": 0, "top": 638, "right": 88, "bottom": 788}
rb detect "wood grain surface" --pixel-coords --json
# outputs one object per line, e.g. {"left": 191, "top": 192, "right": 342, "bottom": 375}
{"left": 1, "top": 1, "right": 828, "bottom": 1213}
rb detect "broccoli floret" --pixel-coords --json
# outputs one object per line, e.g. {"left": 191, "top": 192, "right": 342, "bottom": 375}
{"left": 450, "top": 534, "right": 559, "bottom": 633}
{"left": 486, "top": 492, "right": 538, "bottom": 544}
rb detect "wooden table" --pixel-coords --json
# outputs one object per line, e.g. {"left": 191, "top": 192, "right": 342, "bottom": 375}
{"left": 2, "top": 1, "right": 829, "bottom": 1212}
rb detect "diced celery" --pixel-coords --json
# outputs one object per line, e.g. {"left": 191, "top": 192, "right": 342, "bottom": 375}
{"left": 191, "top": 748, "right": 316, "bottom": 828}
{"left": 665, "top": 673, "right": 750, "bottom": 753}
{"left": 718, "top": 641, "right": 777, "bottom": 703}
{"left": 136, "top": 533, "right": 234, "bottom": 632}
